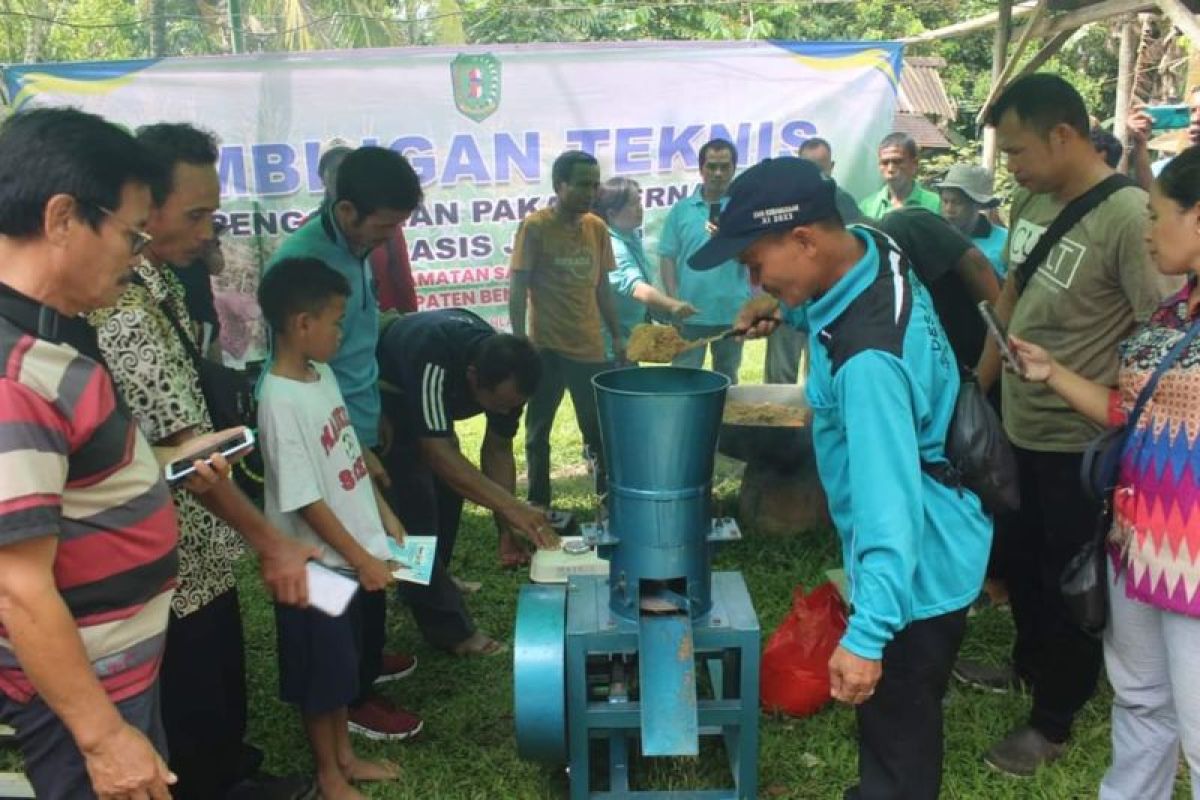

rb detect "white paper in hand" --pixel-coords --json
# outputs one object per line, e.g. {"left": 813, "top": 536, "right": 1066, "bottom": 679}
{"left": 305, "top": 562, "right": 358, "bottom": 616}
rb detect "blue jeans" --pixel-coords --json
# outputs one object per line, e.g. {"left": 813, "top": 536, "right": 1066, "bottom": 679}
{"left": 670, "top": 323, "right": 743, "bottom": 384}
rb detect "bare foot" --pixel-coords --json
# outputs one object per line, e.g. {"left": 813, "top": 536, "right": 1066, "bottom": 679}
{"left": 450, "top": 630, "right": 508, "bottom": 657}
{"left": 318, "top": 768, "right": 367, "bottom": 800}
{"left": 342, "top": 755, "right": 401, "bottom": 783}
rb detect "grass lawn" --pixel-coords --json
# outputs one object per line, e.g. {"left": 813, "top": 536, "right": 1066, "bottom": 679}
{"left": 3, "top": 340, "right": 1193, "bottom": 798}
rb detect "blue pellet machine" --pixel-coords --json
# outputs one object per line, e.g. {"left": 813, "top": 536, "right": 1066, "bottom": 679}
{"left": 514, "top": 367, "right": 761, "bottom": 799}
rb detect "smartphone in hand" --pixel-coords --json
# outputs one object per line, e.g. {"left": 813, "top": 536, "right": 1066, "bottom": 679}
{"left": 977, "top": 301, "right": 1022, "bottom": 372}
{"left": 164, "top": 426, "right": 256, "bottom": 485}
{"left": 1145, "top": 104, "right": 1189, "bottom": 131}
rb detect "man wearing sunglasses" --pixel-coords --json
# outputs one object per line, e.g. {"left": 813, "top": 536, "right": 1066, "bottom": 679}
{"left": 88, "top": 123, "right": 318, "bottom": 800}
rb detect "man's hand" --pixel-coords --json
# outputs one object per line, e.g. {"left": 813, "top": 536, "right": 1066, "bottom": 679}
{"left": 380, "top": 501, "right": 406, "bottom": 544}
{"left": 501, "top": 501, "right": 559, "bottom": 549}
{"left": 82, "top": 721, "right": 176, "bottom": 800}
{"left": 671, "top": 300, "right": 699, "bottom": 321}
{"left": 828, "top": 645, "right": 882, "bottom": 705}
{"left": 179, "top": 452, "right": 230, "bottom": 496}
{"left": 1127, "top": 105, "right": 1153, "bottom": 149}
{"left": 356, "top": 555, "right": 395, "bottom": 592}
{"left": 611, "top": 337, "right": 626, "bottom": 365}
{"left": 734, "top": 295, "right": 782, "bottom": 339}
{"left": 363, "top": 447, "right": 391, "bottom": 490}
{"left": 378, "top": 415, "right": 395, "bottom": 457}
{"left": 259, "top": 534, "right": 318, "bottom": 607}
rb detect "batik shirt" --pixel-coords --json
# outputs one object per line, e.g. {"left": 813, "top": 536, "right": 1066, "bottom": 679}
{"left": 89, "top": 261, "right": 242, "bottom": 619}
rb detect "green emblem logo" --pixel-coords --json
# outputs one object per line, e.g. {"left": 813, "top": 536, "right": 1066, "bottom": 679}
{"left": 451, "top": 53, "right": 501, "bottom": 123}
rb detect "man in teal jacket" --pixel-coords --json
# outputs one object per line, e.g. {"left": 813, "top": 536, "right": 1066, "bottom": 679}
{"left": 691, "top": 157, "right": 991, "bottom": 800}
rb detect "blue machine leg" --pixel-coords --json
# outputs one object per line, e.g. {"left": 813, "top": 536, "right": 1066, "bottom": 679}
{"left": 638, "top": 613, "right": 698, "bottom": 756}
{"left": 609, "top": 734, "right": 630, "bottom": 794}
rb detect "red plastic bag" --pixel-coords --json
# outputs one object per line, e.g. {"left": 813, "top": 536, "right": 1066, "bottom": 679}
{"left": 760, "top": 582, "right": 848, "bottom": 717}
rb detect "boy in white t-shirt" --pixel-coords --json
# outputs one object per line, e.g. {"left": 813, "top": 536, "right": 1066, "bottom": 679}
{"left": 257, "top": 257, "right": 405, "bottom": 800}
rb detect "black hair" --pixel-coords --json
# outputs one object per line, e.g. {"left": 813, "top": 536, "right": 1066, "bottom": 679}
{"left": 257, "top": 257, "right": 350, "bottom": 333}
{"left": 471, "top": 334, "right": 541, "bottom": 396}
{"left": 700, "top": 138, "right": 738, "bottom": 168}
{"left": 878, "top": 132, "right": 918, "bottom": 159}
{"left": 335, "top": 146, "right": 423, "bottom": 218}
{"left": 985, "top": 73, "right": 1089, "bottom": 138}
{"left": 551, "top": 150, "right": 599, "bottom": 190}
{"left": 1089, "top": 127, "right": 1122, "bottom": 169}
{"left": 0, "top": 108, "right": 159, "bottom": 238}
{"left": 593, "top": 177, "right": 641, "bottom": 223}
{"left": 798, "top": 137, "right": 832, "bottom": 155}
{"left": 1157, "top": 145, "right": 1200, "bottom": 209}
{"left": 136, "top": 123, "right": 220, "bottom": 205}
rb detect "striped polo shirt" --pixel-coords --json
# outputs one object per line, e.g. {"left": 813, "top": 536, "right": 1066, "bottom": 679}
{"left": 0, "top": 306, "right": 178, "bottom": 704}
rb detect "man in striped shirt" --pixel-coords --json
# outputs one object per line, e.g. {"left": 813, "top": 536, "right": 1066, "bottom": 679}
{"left": 0, "top": 108, "right": 178, "bottom": 799}
{"left": 377, "top": 309, "right": 558, "bottom": 655}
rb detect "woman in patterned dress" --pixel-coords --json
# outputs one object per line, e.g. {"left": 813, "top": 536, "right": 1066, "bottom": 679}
{"left": 1009, "top": 145, "right": 1200, "bottom": 799}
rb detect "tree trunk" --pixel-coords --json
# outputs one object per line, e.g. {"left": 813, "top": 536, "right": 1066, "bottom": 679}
{"left": 150, "top": 0, "right": 168, "bottom": 56}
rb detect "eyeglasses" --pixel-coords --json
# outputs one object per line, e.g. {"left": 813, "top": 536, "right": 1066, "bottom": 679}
{"left": 95, "top": 205, "right": 153, "bottom": 256}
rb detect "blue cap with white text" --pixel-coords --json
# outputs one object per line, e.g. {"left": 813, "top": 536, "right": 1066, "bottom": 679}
{"left": 688, "top": 157, "right": 838, "bottom": 271}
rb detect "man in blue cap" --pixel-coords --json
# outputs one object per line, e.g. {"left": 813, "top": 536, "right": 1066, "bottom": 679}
{"left": 690, "top": 157, "right": 992, "bottom": 800}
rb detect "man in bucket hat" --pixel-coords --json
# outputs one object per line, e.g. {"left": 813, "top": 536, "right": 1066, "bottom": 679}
{"left": 692, "top": 157, "right": 991, "bottom": 800}
{"left": 937, "top": 163, "right": 1008, "bottom": 280}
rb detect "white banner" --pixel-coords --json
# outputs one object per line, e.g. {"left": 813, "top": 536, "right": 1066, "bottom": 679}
{"left": 4, "top": 40, "right": 902, "bottom": 362}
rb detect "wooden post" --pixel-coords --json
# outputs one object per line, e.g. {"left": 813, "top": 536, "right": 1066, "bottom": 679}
{"left": 1115, "top": 15, "right": 1138, "bottom": 148}
{"left": 983, "top": 0, "right": 1013, "bottom": 171}
{"left": 1158, "top": 0, "right": 1200, "bottom": 47}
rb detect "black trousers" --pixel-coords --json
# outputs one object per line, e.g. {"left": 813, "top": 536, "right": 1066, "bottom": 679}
{"left": 383, "top": 435, "right": 474, "bottom": 650}
{"left": 845, "top": 607, "right": 969, "bottom": 800}
{"left": 998, "top": 445, "right": 1103, "bottom": 742}
{"left": 160, "top": 588, "right": 258, "bottom": 800}
{"left": 351, "top": 588, "right": 384, "bottom": 708}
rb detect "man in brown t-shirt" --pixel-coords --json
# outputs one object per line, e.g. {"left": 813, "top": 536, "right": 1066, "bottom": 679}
{"left": 966, "top": 74, "right": 1164, "bottom": 778}
{"left": 509, "top": 150, "right": 623, "bottom": 507}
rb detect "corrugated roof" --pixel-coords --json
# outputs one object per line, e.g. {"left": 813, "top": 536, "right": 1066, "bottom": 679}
{"left": 892, "top": 112, "right": 953, "bottom": 150}
{"left": 899, "top": 56, "right": 957, "bottom": 123}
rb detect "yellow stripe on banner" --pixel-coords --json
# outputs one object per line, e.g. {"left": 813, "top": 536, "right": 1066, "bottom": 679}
{"left": 790, "top": 48, "right": 899, "bottom": 87}
{"left": 12, "top": 72, "right": 137, "bottom": 109}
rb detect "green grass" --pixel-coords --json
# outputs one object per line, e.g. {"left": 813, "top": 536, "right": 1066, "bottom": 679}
{"left": 3, "top": 340, "right": 1193, "bottom": 798}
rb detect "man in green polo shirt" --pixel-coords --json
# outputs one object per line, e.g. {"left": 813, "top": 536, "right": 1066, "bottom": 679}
{"left": 859, "top": 132, "right": 941, "bottom": 219}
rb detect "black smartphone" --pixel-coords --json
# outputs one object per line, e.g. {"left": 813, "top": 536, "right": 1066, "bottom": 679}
{"left": 708, "top": 202, "right": 721, "bottom": 230}
{"left": 977, "top": 301, "right": 1020, "bottom": 371}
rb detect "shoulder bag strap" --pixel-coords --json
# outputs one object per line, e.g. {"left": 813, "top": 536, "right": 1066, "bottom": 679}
{"left": 1016, "top": 174, "right": 1136, "bottom": 294}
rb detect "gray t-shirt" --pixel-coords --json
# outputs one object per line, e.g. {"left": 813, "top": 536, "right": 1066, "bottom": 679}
{"left": 259, "top": 363, "right": 389, "bottom": 572}
{"left": 1003, "top": 183, "right": 1162, "bottom": 452}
